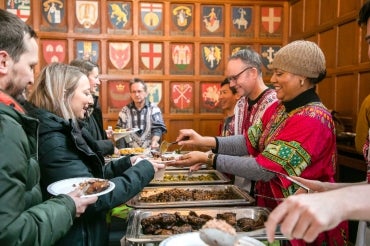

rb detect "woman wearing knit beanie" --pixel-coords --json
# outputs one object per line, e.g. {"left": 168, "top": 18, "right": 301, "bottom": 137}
{"left": 250, "top": 40, "right": 348, "bottom": 246}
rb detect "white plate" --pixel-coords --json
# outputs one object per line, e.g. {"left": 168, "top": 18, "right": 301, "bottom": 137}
{"left": 144, "top": 158, "right": 177, "bottom": 164}
{"left": 112, "top": 128, "right": 140, "bottom": 141}
{"left": 159, "top": 232, "right": 207, "bottom": 246}
{"left": 47, "top": 177, "right": 115, "bottom": 198}
{"left": 236, "top": 236, "right": 266, "bottom": 246}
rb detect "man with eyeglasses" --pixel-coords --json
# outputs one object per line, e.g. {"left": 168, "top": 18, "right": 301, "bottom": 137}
{"left": 116, "top": 78, "right": 167, "bottom": 149}
{"left": 227, "top": 48, "right": 278, "bottom": 193}
{"left": 173, "top": 48, "right": 278, "bottom": 194}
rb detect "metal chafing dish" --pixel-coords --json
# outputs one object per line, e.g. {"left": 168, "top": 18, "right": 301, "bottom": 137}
{"left": 126, "top": 184, "right": 255, "bottom": 208}
{"left": 124, "top": 206, "right": 285, "bottom": 245}
{"left": 148, "top": 170, "right": 231, "bottom": 186}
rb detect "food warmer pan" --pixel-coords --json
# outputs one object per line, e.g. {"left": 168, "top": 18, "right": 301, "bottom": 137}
{"left": 148, "top": 169, "right": 231, "bottom": 186}
{"left": 124, "top": 206, "right": 286, "bottom": 245}
{"left": 126, "top": 184, "right": 255, "bottom": 208}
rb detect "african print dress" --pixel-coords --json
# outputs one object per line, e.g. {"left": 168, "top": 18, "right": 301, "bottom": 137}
{"left": 246, "top": 95, "right": 348, "bottom": 245}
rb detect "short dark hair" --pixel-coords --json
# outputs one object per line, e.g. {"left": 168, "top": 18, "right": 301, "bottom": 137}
{"left": 130, "top": 78, "right": 147, "bottom": 92}
{"left": 359, "top": 0, "right": 370, "bottom": 26}
{"left": 220, "top": 78, "right": 237, "bottom": 94}
{"left": 0, "top": 9, "right": 37, "bottom": 62}
{"left": 229, "top": 48, "right": 263, "bottom": 75}
{"left": 70, "top": 59, "right": 99, "bottom": 76}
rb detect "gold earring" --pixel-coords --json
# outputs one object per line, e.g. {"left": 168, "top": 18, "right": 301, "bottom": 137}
{"left": 300, "top": 80, "right": 304, "bottom": 86}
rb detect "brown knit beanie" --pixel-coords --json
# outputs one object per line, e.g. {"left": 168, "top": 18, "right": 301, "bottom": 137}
{"left": 272, "top": 40, "right": 326, "bottom": 78}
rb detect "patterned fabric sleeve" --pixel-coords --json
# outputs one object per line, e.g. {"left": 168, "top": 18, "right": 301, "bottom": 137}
{"left": 150, "top": 105, "right": 167, "bottom": 136}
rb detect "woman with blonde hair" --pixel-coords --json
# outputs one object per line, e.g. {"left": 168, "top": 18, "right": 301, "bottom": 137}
{"left": 25, "top": 62, "right": 164, "bottom": 246}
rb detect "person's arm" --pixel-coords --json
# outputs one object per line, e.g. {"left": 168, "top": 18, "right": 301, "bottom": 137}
{"left": 94, "top": 139, "right": 115, "bottom": 156}
{"left": 355, "top": 95, "right": 370, "bottom": 153}
{"left": 216, "top": 135, "right": 248, "bottom": 155}
{"left": 176, "top": 129, "right": 217, "bottom": 148}
{"left": 38, "top": 132, "right": 155, "bottom": 213}
{"left": 215, "top": 155, "right": 274, "bottom": 181}
{"left": 0, "top": 120, "right": 80, "bottom": 245}
{"left": 265, "top": 184, "right": 370, "bottom": 243}
{"left": 150, "top": 106, "right": 167, "bottom": 148}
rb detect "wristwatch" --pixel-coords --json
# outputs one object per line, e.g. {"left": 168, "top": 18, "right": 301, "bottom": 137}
{"left": 206, "top": 153, "right": 215, "bottom": 167}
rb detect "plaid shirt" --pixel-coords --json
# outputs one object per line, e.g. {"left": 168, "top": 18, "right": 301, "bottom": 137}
{"left": 116, "top": 99, "right": 167, "bottom": 148}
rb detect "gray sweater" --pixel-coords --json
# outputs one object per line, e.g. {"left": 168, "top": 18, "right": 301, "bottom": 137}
{"left": 215, "top": 135, "right": 274, "bottom": 181}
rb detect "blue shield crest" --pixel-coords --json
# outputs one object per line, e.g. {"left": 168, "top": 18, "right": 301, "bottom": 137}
{"left": 76, "top": 41, "right": 99, "bottom": 63}
{"left": 42, "top": 0, "right": 65, "bottom": 26}
{"left": 261, "top": 45, "right": 280, "bottom": 70}
{"left": 232, "top": 7, "right": 251, "bottom": 31}
{"left": 108, "top": 2, "right": 130, "bottom": 29}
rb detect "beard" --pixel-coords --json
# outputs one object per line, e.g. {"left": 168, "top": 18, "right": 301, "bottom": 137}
{"left": 3, "top": 76, "right": 26, "bottom": 100}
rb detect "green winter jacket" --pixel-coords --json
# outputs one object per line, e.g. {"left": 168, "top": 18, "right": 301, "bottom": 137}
{"left": 24, "top": 102, "right": 155, "bottom": 246}
{"left": 0, "top": 92, "right": 76, "bottom": 246}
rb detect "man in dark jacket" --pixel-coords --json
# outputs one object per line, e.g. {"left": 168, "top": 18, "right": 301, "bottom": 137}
{"left": 0, "top": 9, "right": 97, "bottom": 246}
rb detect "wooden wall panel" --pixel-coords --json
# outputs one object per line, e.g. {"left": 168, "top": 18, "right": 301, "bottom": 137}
{"left": 317, "top": 76, "right": 335, "bottom": 110}
{"left": 336, "top": 74, "right": 358, "bottom": 118}
{"left": 320, "top": 0, "right": 338, "bottom": 25}
{"left": 289, "top": 1, "right": 303, "bottom": 36}
{"left": 288, "top": 0, "right": 365, "bottom": 131}
{"left": 338, "top": 21, "right": 358, "bottom": 67}
{"left": 304, "top": 0, "right": 319, "bottom": 33}
{"left": 319, "top": 29, "right": 337, "bottom": 69}
{"left": 339, "top": 0, "right": 358, "bottom": 17}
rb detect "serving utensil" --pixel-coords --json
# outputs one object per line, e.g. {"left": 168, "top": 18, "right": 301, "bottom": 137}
{"left": 264, "top": 169, "right": 314, "bottom": 193}
{"left": 199, "top": 226, "right": 280, "bottom": 245}
{"left": 159, "top": 136, "right": 190, "bottom": 154}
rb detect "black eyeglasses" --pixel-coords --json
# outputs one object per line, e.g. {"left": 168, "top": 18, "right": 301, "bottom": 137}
{"left": 227, "top": 66, "right": 254, "bottom": 82}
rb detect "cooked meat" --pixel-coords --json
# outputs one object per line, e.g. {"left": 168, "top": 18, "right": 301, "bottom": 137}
{"left": 216, "top": 212, "right": 236, "bottom": 226}
{"left": 140, "top": 211, "right": 267, "bottom": 235}
{"left": 171, "top": 224, "right": 193, "bottom": 234}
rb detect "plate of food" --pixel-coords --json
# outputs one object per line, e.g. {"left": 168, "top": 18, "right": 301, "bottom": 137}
{"left": 47, "top": 177, "right": 115, "bottom": 198}
{"left": 119, "top": 147, "right": 147, "bottom": 155}
{"left": 112, "top": 128, "right": 140, "bottom": 141}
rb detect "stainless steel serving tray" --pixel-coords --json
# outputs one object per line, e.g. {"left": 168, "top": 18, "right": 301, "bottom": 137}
{"left": 125, "top": 206, "right": 285, "bottom": 244}
{"left": 126, "top": 184, "right": 255, "bottom": 208}
{"left": 148, "top": 170, "right": 231, "bottom": 186}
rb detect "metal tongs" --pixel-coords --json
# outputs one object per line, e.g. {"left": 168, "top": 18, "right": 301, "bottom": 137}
{"left": 200, "top": 225, "right": 281, "bottom": 245}
{"left": 264, "top": 169, "right": 314, "bottom": 193}
{"left": 159, "top": 136, "right": 190, "bottom": 154}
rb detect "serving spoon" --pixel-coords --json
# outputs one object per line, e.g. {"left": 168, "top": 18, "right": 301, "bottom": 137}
{"left": 159, "top": 136, "right": 190, "bottom": 154}
{"left": 199, "top": 226, "right": 280, "bottom": 245}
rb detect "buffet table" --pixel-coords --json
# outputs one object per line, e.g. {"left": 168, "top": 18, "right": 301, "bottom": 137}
{"left": 119, "top": 167, "right": 286, "bottom": 246}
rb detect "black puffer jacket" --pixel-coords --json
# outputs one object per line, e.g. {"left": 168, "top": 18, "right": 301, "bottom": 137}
{"left": 25, "top": 103, "right": 155, "bottom": 246}
{"left": 85, "top": 95, "right": 114, "bottom": 156}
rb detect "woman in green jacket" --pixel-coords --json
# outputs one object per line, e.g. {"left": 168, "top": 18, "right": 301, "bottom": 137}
{"left": 25, "top": 63, "right": 164, "bottom": 246}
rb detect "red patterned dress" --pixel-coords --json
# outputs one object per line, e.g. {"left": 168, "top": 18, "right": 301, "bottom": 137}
{"left": 246, "top": 89, "right": 348, "bottom": 246}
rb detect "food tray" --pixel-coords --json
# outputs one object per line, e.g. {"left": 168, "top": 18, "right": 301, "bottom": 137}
{"left": 148, "top": 170, "right": 231, "bottom": 186}
{"left": 126, "top": 185, "right": 255, "bottom": 208}
{"left": 125, "top": 206, "right": 285, "bottom": 244}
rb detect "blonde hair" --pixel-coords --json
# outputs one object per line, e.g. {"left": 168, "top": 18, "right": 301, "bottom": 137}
{"left": 28, "top": 63, "right": 85, "bottom": 124}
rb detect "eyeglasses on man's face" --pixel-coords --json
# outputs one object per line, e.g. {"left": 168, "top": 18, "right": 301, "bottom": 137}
{"left": 227, "top": 66, "right": 254, "bottom": 82}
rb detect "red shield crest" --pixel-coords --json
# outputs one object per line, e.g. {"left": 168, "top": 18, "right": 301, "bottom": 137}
{"left": 171, "top": 83, "right": 193, "bottom": 109}
{"left": 42, "top": 40, "right": 66, "bottom": 64}
{"left": 109, "top": 42, "right": 131, "bottom": 70}
{"left": 261, "top": 7, "right": 282, "bottom": 34}
{"left": 108, "top": 81, "right": 131, "bottom": 110}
